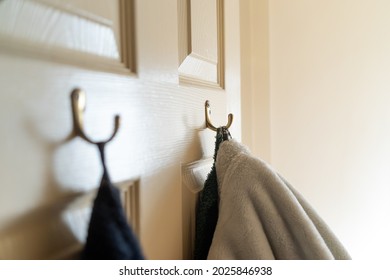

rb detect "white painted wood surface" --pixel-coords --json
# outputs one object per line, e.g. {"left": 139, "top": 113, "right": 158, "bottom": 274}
{"left": 178, "top": 0, "right": 224, "bottom": 87}
{"left": 0, "top": 0, "right": 134, "bottom": 74}
{"left": 181, "top": 158, "right": 212, "bottom": 259}
{"left": 0, "top": 0, "right": 241, "bottom": 259}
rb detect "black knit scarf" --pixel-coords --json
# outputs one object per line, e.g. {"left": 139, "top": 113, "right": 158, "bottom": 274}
{"left": 194, "top": 127, "right": 231, "bottom": 259}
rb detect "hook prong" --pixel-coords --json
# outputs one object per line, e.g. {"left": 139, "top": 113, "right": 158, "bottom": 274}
{"left": 205, "top": 100, "right": 233, "bottom": 131}
{"left": 71, "top": 88, "right": 120, "bottom": 144}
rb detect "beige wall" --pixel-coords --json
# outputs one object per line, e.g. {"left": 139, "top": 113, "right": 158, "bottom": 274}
{"left": 266, "top": 0, "right": 390, "bottom": 259}
{"left": 240, "top": 0, "right": 271, "bottom": 161}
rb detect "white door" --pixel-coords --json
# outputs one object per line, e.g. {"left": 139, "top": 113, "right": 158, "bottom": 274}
{"left": 0, "top": 0, "right": 241, "bottom": 259}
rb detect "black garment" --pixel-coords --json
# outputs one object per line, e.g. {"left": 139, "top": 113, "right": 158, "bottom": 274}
{"left": 82, "top": 142, "right": 144, "bottom": 260}
{"left": 194, "top": 127, "right": 231, "bottom": 260}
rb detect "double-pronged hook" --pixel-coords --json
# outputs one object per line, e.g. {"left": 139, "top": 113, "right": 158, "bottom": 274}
{"left": 71, "top": 88, "right": 120, "bottom": 145}
{"left": 205, "top": 100, "right": 233, "bottom": 131}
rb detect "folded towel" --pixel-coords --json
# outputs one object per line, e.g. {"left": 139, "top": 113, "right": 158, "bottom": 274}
{"left": 207, "top": 140, "right": 351, "bottom": 260}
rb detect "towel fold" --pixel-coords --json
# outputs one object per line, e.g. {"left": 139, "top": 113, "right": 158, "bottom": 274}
{"left": 207, "top": 140, "right": 351, "bottom": 260}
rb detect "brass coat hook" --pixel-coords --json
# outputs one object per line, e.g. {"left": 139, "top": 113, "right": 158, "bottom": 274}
{"left": 71, "top": 88, "right": 120, "bottom": 144}
{"left": 205, "top": 100, "right": 233, "bottom": 131}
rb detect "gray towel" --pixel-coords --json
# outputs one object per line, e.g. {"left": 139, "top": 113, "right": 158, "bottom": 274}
{"left": 207, "top": 140, "right": 351, "bottom": 260}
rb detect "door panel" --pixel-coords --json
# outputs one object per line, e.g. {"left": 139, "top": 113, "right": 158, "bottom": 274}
{"left": 178, "top": 0, "right": 224, "bottom": 87}
{"left": 0, "top": 0, "right": 134, "bottom": 73}
{"left": 0, "top": 0, "right": 241, "bottom": 259}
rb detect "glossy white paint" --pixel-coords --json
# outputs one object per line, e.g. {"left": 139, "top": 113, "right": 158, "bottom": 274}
{"left": 0, "top": 0, "right": 242, "bottom": 259}
{"left": 178, "top": 0, "right": 224, "bottom": 87}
